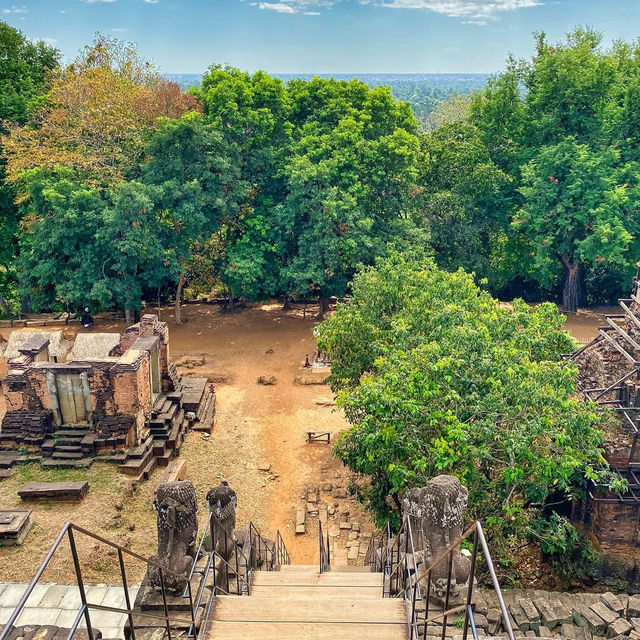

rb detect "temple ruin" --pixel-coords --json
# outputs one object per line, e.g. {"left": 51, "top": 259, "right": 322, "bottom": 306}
{"left": 0, "top": 314, "right": 215, "bottom": 475}
{"left": 568, "top": 267, "right": 640, "bottom": 568}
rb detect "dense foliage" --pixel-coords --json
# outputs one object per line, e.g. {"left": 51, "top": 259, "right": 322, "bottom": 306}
{"left": 2, "top": 26, "right": 640, "bottom": 318}
{"left": 0, "top": 23, "right": 59, "bottom": 315}
{"left": 317, "top": 253, "right": 621, "bottom": 567}
{"left": 422, "top": 29, "right": 640, "bottom": 310}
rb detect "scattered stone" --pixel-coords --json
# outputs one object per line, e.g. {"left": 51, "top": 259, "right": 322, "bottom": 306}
{"left": 333, "top": 488, "right": 348, "bottom": 498}
{"left": 628, "top": 596, "right": 640, "bottom": 618}
{"left": 339, "top": 521, "right": 351, "bottom": 530}
{"left": 574, "top": 605, "right": 607, "bottom": 636}
{"left": 321, "top": 483, "right": 333, "bottom": 492}
{"left": 519, "top": 599, "right": 541, "bottom": 631}
{"left": 608, "top": 619, "right": 633, "bottom": 638}
{"left": 18, "top": 481, "right": 89, "bottom": 501}
{"left": 602, "top": 593, "right": 626, "bottom": 615}
{"left": 351, "top": 522, "right": 360, "bottom": 532}
{"left": 474, "top": 615, "right": 489, "bottom": 631}
{"left": 295, "top": 507, "right": 306, "bottom": 535}
{"left": 590, "top": 602, "right": 619, "bottom": 627}
{"left": 265, "top": 348, "right": 274, "bottom": 354}
{"left": 257, "top": 462, "right": 271, "bottom": 472}
{"left": 0, "top": 509, "right": 34, "bottom": 545}
{"left": 538, "top": 626, "right": 552, "bottom": 637}
{"left": 257, "top": 375, "right": 277, "bottom": 385}
{"left": 630, "top": 632, "right": 640, "bottom": 640}
{"left": 534, "top": 599, "right": 572, "bottom": 629}
{"left": 347, "top": 545, "right": 359, "bottom": 560}
{"left": 348, "top": 531, "right": 359, "bottom": 540}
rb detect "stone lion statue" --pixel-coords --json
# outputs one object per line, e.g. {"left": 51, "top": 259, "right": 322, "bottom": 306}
{"left": 402, "top": 475, "right": 472, "bottom": 601}
{"left": 147, "top": 481, "right": 198, "bottom": 594}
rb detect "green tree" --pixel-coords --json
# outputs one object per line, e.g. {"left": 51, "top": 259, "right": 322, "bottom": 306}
{"left": 515, "top": 138, "right": 637, "bottom": 311}
{"left": 277, "top": 80, "right": 421, "bottom": 314}
{"left": 317, "top": 253, "right": 619, "bottom": 566}
{"left": 0, "top": 23, "right": 59, "bottom": 315}
{"left": 142, "top": 112, "right": 245, "bottom": 321}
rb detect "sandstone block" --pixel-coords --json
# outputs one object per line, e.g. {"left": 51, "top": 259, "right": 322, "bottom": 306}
{"left": 534, "top": 599, "right": 572, "bottom": 629}
{"left": 590, "top": 602, "right": 619, "bottom": 627}
{"left": 574, "top": 605, "right": 607, "bottom": 636}
{"left": 628, "top": 596, "right": 640, "bottom": 618}
{"left": 608, "top": 619, "right": 632, "bottom": 638}
{"left": 601, "top": 593, "right": 625, "bottom": 615}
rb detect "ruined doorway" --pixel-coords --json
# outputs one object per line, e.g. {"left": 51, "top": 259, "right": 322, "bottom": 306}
{"left": 54, "top": 373, "right": 88, "bottom": 425}
{"left": 150, "top": 349, "right": 161, "bottom": 401}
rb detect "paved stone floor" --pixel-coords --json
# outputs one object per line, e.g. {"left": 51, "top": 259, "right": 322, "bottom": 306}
{"left": 0, "top": 583, "right": 140, "bottom": 639}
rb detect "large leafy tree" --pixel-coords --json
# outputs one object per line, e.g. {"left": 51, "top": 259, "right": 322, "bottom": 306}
{"left": 142, "top": 112, "right": 246, "bottom": 321}
{"left": 317, "top": 253, "right": 619, "bottom": 567}
{"left": 421, "top": 28, "right": 640, "bottom": 309}
{"left": 0, "top": 22, "right": 59, "bottom": 315}
{"left": 4, "top": 34, "right": 199, "bottom": 186}
{"left": 276, "top": 81, "right": 421, "bottom": 313}
{"left": 515, "top": 139, "right": 637, "bottom": 310}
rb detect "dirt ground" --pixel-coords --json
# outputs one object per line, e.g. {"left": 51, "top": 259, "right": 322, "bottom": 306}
{"left": 0, "top": 302, "right": 373, "bottom": 584}
{"left": 0, "top": 301, "right": 612, "bottom": 584}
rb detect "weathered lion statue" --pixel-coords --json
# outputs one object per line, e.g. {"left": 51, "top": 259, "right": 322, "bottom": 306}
{"left": 147, "top": 481, "right": 198, "bottom": 594}
{"left": 206, "top": 481, "right": 237, "bottom": 590}
{"left": 402, "top": 475, "right": 472, "bottom": 601}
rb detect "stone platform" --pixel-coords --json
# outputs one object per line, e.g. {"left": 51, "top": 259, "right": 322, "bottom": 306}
{"left": 0, "top": 511, "right": 34, "bottom": 546}
{"left": 0, "top": 583, "right": 140, "bottom": 640}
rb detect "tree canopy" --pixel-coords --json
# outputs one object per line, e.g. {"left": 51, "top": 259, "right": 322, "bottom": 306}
{"left": 317, "top": 253, "right": 620, "bottom": 567}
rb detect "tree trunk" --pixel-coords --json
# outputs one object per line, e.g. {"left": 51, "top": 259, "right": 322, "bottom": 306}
{"left": 316, "top": 296, "right": 329, "bottom": 320}
{"left": 228, "top": 285, "right": 235, "bottom": 311}
{"left": 560, "top": 255, "right": 586, "bottom": 313}
{"left": 125, "top": 308, "right": 133, "bottom": 324}
{"left": 20, "top": 295, "right": 30, "bottom": 315}
{"left": 175, "top": 272, "right": 186, "bottom": 325}
{"left": 0, "top": 291, "right": 9, "bottom": 317}
{"left": 282, "top": 295, "right": 291, "bottom": 311}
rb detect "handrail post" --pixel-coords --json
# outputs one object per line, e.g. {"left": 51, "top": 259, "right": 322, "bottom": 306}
{"left": 67, "top": 527, "right": 95, "bottom": 640}
{"left": 462, "top": 526, "right": 480, "bottom": 640}
{"left": 440, "top": 550, "right": 454, "bottom": 640}
{"left": 117, "top": 548, "right": 136, "bottom": 640}
{"left": 476, "top": 522, "right": 516, "bottom": 640}
{"left": 159, "top": 569, "right": 173, "bottom": 640}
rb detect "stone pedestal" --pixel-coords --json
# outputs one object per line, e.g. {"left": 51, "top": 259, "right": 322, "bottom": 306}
{"left": 0, "top": 509, "right": 34, "bottom": 545}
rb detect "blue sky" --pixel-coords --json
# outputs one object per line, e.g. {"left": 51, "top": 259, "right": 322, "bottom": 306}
{"left": 1, "top": 0, "right": 638, "bottom": 74}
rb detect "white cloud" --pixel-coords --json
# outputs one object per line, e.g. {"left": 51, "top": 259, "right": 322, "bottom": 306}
{"left": 31, "top": 37, "right": 57, "bottom": 44}
{"left": 84, "top": 0, "right": 118, "bottom": 3}
{"left": 258, "top": 2, "right": 297, "bottom": 11}
{"left": 3, "top": 5, "right": 28, "bottom": 14}
{"left": 381, "top": 0, "right": 541, "bottom": 19}
{"left": 144, "top": 0, "right": 159, "bottom": 3}
{"left": 250, "top": 0, "right": 541, "bottom": 18}
{"left": 111, "top": 27, "right": 129, "bottom": 31}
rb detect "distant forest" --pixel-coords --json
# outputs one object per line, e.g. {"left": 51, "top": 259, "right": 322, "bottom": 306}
{"left": 165, "top": 72, "right": 490, "bottom": 127}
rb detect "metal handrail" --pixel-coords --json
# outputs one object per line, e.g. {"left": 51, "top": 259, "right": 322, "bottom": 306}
{"left": 371, "top": 517, "right": 515, "bottom": 640}
{"left": 318, "top": 521, "right": 330, "bottom": 573}
{"left": 0, "top": 522, "right": 202, "bottom": 640}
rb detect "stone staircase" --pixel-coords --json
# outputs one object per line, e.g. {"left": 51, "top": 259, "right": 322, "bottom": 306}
{"left": 204, "top": 564, "right": 407, "bottom": 640}
{"left": 117, "top": 392, "right": 187, "bottom": 480}
{"left": 41, "top": 425, "right": 96, "bottom": 469}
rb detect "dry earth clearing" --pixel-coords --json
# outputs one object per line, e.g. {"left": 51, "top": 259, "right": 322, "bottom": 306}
{"left": 0, "top": 302, "right": 372, "bottom": 583}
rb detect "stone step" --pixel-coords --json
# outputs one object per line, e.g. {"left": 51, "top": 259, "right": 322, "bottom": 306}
{"left": 42, "top": 457, "right": 93, "bottom": 469}
{"left": 53, "top": 445, "right": 83, "bottom": 454}
{"left": 18, "top": 480, "right": 89, "bottom": 500}
{"left": 204, "top": 621, "right": 407, "bottom": 640}
{"left": 209, "top": 595, "right": 406, "bottom": 623}
{"left": 51, "top": 450, "right": 85, "bottom": 459}
{"left": 252, "top": 572, "right": 383, "bottom": 587}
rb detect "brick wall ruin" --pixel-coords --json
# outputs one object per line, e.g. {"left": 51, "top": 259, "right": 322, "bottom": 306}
{"left": 0, "top": 314, "right": 173, "bottom": 454}
{"left": 569, "top": 273, "right": 640, "bottom": 555}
